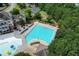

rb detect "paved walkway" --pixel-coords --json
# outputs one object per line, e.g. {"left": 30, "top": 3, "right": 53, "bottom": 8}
{"left": 3, "top": 4, "right": 16, "bottom": 12}
{"left": 0, "top": 32, "right": 15, "bottom": 40}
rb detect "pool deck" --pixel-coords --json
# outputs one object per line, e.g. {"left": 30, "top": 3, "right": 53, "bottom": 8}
{"left": 0, "top": 21, "right": 58, "bottom": 56}
{"left": 22, "top": 21, "right": 58, "bottom": 46}
{"left": 15, "top": 21, "right": 58, "bottom": 55}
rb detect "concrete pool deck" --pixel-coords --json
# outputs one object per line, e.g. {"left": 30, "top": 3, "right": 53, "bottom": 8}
{"left": 0, "top": 31, "right": 22, "bottom": 56}
{"left": 0, "top": 36, "right": 22, "bottom": 56}
{"left": 13, "top": 22, "right": 58, "bottom": 55}
{"left": 22, "top": 22, "right": 58, "bottom": 46}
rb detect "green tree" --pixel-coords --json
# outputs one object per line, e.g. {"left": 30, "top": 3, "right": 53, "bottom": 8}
{"left": 17, "top": 3, "right": 26, "bottom": 9}
{"left": 12, "top": 8, "right": 19, "bottom": 15}
{"left": 14, "top": 52, "right": 31, "bottom": 56}
{"left": 18, "top": 18, "right": 25, "bottom": 26}
{"left": 37, "top": 3, "right": 79, "bottom": 56}
{"left": 34, "top": 12, "right": 41, "bottom": 20}
{"left": 23, "top": 8, "right": 32, "bottom": 23}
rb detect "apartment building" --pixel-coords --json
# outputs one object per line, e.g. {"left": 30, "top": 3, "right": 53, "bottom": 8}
{"left": 0, "top": 12, "right": 14, "bottom": 35}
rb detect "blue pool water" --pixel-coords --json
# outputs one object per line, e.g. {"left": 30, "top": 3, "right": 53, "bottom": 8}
{"left": 25, "top": 24, "right": 57, "bottom": 44}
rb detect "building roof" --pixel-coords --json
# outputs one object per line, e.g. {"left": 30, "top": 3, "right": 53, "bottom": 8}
{"left": 0, "top": 12, "right": 11, "bottom": 20}
{"left": 31, "top": 5, "right": 40, "bottom": 14}
{"left": 0, "top": 19, "right": 4, "bottom": 21}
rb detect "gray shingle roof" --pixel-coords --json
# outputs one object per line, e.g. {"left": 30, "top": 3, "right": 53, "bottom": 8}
{"left": 0, "top": 12, "right": 11, "bottom": 20}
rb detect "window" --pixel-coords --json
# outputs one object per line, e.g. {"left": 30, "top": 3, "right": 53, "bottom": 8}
{"left": 1, "top": 23, "right": 4, "bottom": 25}
{"left": 4, "top": 26, "right": 7, "bottom": 29}
{"left": 4, "top": 22, "right": 6, "bottom": 25}
{"left": 2, "top": 27, "right": 4, "bottom": 29}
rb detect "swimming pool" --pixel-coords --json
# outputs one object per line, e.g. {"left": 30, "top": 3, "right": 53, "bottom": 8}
{"left": 25, "top": 23, "right": 57, "bottom": 45}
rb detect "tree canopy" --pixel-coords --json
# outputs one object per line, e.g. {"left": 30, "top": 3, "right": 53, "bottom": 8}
{"left": 37, "top": 3, "right": 79, "bottom": 56}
